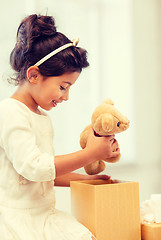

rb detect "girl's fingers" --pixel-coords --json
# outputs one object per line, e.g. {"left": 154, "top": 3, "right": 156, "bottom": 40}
{"left": 99, "top": 175, "right": 111, "bottom": 180}
{"left": 106, "top": 135, "right": 115, "bottom": 141}
{"left": 111, "top": 148, "right": 120, "bottom": 157}
{"left": 111, "top": 139, "right": 119, "bottom": 149}
{"left": 91, "top": 174, "right": 111, "bottom": 180}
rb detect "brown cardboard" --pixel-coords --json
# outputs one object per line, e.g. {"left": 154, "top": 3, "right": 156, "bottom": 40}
{"left": 70, "top": 179, "right": 141, "bottom": 240}
{"left": 141, "top": 223, "right": 161, "bottom": 240}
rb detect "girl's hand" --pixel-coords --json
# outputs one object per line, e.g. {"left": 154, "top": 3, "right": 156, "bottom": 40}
{"left": 55, "top": 129, "right": 120, "bottom": 177}
{"left": 86, "top": 174, "right": 111, "bottom": 181}
{"left": 84, "top": 174, "right": 120, "bottom": 183}
{"left": 86, "top": 128, "right": 120, "bottom": 161}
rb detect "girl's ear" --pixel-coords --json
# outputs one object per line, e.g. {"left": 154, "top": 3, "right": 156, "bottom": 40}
{"left": 27, "top": 66, "right": 40, "bottom": 84}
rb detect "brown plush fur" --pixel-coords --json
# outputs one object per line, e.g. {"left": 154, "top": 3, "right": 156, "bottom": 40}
{"left": 80, "top": 99, "right": 129, "bottom": 175}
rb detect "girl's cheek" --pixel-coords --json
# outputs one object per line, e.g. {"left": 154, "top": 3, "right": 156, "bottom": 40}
{"left": 56, "top": 89, "right": 62, "bottom": 98}
{"left": 50, "top": 90, "right": 61, "bottom": 99}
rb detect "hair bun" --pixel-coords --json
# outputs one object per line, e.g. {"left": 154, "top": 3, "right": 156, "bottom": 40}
{"left": 17, "top": 14, "right": 57, "bottom": 51}
{"left": 10, "top": 14, "right": 89, "bottom": 85}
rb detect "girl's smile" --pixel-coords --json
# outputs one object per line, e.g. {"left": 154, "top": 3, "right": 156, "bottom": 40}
{"left": 52, "top": 100, "right": 57, "bottom": 107}
{"left": 11, "top": 70, "right": 80, "bottom": 114}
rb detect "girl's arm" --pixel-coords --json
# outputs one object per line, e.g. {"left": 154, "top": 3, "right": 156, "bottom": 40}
{"left": 54, "top": 172, "right": 111, "bottom": 187}
{"left": 54, "top": 129, "right": 120, "bottom": 177}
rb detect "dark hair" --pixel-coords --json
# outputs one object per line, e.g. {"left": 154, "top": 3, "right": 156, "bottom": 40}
{"left": 10, "top": 14, "right": 89, "bottom": 85}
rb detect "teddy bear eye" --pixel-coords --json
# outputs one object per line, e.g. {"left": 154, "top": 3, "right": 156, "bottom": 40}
{"left": 117, "top": 122, "right": 120, "bottom": 127}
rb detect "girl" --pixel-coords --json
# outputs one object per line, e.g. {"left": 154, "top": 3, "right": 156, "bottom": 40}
{"left": 0, "top": 14, "right": 120, "bottom": 239}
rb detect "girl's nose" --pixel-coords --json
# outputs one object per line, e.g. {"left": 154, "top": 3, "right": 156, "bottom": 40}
{"left": 62, "top": 91, "right": 69, "bottom": 101}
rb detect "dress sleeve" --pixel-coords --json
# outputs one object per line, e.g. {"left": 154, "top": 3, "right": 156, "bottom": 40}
{"left": 0, "top": 104, "right": 55, "bottom": 182}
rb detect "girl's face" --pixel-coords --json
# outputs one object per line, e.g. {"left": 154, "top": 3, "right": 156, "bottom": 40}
{"left": 29, "top": 71, "right": 80, "bottom": 111}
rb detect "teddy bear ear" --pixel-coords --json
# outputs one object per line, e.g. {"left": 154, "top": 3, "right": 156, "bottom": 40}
{"left": 103, "top": 98, "right": 114, "bottom": 105}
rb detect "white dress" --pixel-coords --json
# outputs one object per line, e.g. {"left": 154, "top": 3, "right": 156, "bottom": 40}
{"left": 0, "top": 98, "right": 95, "bottom": 240}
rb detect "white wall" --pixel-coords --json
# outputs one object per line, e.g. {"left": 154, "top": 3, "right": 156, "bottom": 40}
{"left": 106, "top": 0, "right": 161, "bottom": 201}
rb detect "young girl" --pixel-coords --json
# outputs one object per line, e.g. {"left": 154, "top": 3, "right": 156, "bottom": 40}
{"left": 0, "top": 14, "right": 120, "bottom": 240}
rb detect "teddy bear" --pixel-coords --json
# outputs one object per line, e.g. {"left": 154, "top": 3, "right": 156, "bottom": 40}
{"left": 80, "top": 98, "right": 129, "bottom": 175}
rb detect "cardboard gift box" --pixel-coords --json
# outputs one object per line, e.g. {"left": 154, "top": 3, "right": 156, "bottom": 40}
{"left": 70, "top": 179, "right": 141, "bottom": 240}
{"left": 141, "top": 223, "right": 161, "bottom": 240}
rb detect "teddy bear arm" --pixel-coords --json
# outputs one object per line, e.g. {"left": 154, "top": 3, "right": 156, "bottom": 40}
{"left": 80, "top": 124, "right": 92, "bottom": 149}
{"left": 105, "top": 153, "right": 121, "bottom": 163}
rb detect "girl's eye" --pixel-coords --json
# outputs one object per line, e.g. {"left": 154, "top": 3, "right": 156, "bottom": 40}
{"left": 117, "top": 122, "right": 120, "bottom": 127}
{"left": 60, "top": 86, "right": 66, "bottom": 91}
